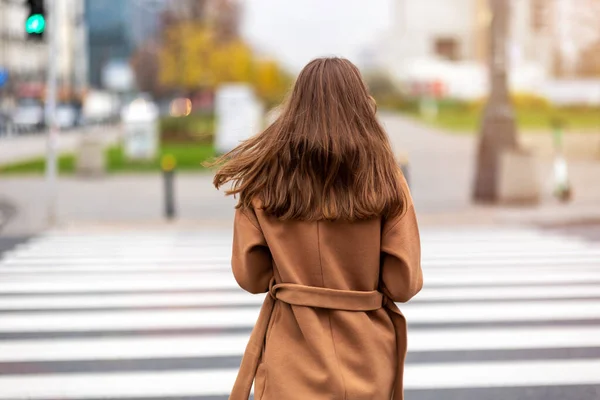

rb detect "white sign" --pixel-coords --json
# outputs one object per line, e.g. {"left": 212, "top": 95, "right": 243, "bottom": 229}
{"left": 215, "top": 84, "right": 263, "bottom": 154}
{"left": 124, "top": 121, "right": 158, "bottom": 160}
{"left": 121, "top": 99, "right": 159, "bottom": 161}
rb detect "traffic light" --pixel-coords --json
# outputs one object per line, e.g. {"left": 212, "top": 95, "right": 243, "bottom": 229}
{"left": 25, "top": 0, "right": 46, "bottom": 39}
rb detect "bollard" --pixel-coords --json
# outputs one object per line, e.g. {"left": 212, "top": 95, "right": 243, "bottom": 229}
{"left": 161, "top": 154, "right": 177, "bottom": 219}
{"left": 551, "top": 118, "right": 572, "bottom": 203}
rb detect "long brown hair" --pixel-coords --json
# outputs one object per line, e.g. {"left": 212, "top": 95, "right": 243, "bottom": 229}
{"left": 210, "top": 57, "right": 406, "bottom": 221}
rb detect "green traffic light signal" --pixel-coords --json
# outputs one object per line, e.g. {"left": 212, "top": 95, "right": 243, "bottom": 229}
{"left": 26, "top": 14, "right": 45, "bottom": 34}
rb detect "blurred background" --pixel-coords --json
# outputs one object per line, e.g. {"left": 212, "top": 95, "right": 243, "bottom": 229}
{"left": 0, "top": 0, "right": 599, "bottom": 234}
{"left": 0, "top": 2, "right": 600, "bottom": 399}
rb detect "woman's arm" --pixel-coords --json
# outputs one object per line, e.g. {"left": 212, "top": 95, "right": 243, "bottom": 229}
{"left": 380, "top": 177, "right": 423, "bottom": 303}
{"left": 232, "top": 207, "right": 273, "bottom": 294}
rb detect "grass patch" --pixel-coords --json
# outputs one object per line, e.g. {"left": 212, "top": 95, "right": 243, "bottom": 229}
{"left": 0, "top": 144, "right": 215, "bottom": 175}
{"left": 0, "top": 153, "right": 76, "bottom": 174}
{"left": 106, "top": 144, "right": 215, "bottom": 172}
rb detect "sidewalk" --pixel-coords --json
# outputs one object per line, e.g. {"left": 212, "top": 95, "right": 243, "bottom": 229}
{"left": 0, "top": 125, "right": 120, "bottom": 167}
{"left": 0, "top": 174, "right": 237, "bottom": 235}
{"left": 381, "top": 113, "right": 600, "bottom": 227}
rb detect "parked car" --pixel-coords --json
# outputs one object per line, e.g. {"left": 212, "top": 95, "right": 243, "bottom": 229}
{"left": 56, "top": 103, "right": 80, "bottom": 130}
{"left": 12, "top": 98, "right": 44, "bottom": 132}
{"left": 82, "top": 90, "right": 120, "bottom": 125}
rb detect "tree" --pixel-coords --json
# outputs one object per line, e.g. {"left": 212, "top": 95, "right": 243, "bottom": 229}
{"left": 144, "top": 0, "right": 290, "bottom": 103}
{"left": 158, "top": 22, "right": 252, "bottom": 89}
{"left": 254, "top": 59, "right": 290, "bottom": 106}
{"left": 363, "top": 70, "right": 406, "bottom": 110}
{"left": 157, "top": 20, "right": 289, "bottom": 103}
{"left": 473, "top": 0, "right": 518, "bottom": 203}
{"left": 210, "top": 0, "right": 241, "bottom": 43}
{"left": 130, "top": 41, "right": 161, "bottom": 95}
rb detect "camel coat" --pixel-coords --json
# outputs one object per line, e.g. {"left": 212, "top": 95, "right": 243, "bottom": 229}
{"left": 229, "top": 178, "right": 422, "bottom": 400}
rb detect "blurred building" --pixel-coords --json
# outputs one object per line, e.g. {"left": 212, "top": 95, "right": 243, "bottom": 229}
{"left": 377, "top": 0, "right": 600, "bottom": 101}
{"left": 0, "top": 0, "right": 85, "bottom": 101}
{"left": 58, "top": 0, "right": 86, "bottom": 95}
{"left": 85, "top": 0, "right": 135, "bottom": 89}
{"left": 85, "top": 0, "right": 178, "bottom": 90}
{"left": 0, "top": 0, "right": 47, "bottom": 94}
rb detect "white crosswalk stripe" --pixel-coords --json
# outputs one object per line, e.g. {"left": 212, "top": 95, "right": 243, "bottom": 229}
{"left": 0, "top": 227, "right": 599, "bottom": 400}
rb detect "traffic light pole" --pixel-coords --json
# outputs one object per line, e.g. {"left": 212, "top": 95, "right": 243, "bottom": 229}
{"left": 45, "top": 0, "right": 58, "bottom": 227}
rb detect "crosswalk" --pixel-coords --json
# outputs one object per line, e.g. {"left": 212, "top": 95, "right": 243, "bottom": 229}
{"left": 0, "top": 227, "right": 599, "bottom": 400}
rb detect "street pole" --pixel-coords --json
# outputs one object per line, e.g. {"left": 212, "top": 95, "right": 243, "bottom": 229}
{"left": 45, "top": 0, "right": 59, "bottom": 227}
{"left": 472, "top": 0, "right": 518, "bottom": 203}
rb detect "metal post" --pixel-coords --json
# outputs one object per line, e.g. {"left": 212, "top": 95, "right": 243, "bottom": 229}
{"left": 45, "top": 0, "right": 59, "bottom": 227}
{"left": 163, "top": 170, "right": 175, "bottom": 219}
{"left": 551, "top": 118, "right": 572, "bottom": 202}
{"left": 472, "top": 0, "right": 518, "bottom": 203}
{"left": 161, "top": 155, "right": 177, "bottom": 219}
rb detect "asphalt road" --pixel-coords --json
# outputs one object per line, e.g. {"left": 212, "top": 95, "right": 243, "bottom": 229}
{"left": 543, "top": 223, "right": 600, "bottom": 243}
{"left": 0, "top": 125, "right": 119, "bottom": 167}
{"left": 0, "top": 236, "right": 30, "bottom": 258}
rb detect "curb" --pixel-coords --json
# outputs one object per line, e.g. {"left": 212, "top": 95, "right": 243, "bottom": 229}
{"left": 49, "top": 219, "right": 235, "bottom": 234}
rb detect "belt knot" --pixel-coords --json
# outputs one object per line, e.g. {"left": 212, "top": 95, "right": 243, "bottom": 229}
{"left": 267, "top": 278, "right": 384, "bottom": 312}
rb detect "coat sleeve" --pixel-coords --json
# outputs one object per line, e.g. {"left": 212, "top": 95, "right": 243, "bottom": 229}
{"left": 232, "top": 207, "right": 273, "bottom": 294}
{"left": 380, "top": 177, "right": 423, "bottom": 303}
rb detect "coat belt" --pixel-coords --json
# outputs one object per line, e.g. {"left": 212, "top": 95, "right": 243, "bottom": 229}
{"left": 229, "top": 278, "right": 408, "bottom": 400}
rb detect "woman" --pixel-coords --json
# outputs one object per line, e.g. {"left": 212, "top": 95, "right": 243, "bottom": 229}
{"left": 212, "top": 57, "right": 423, "bottom": 400}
